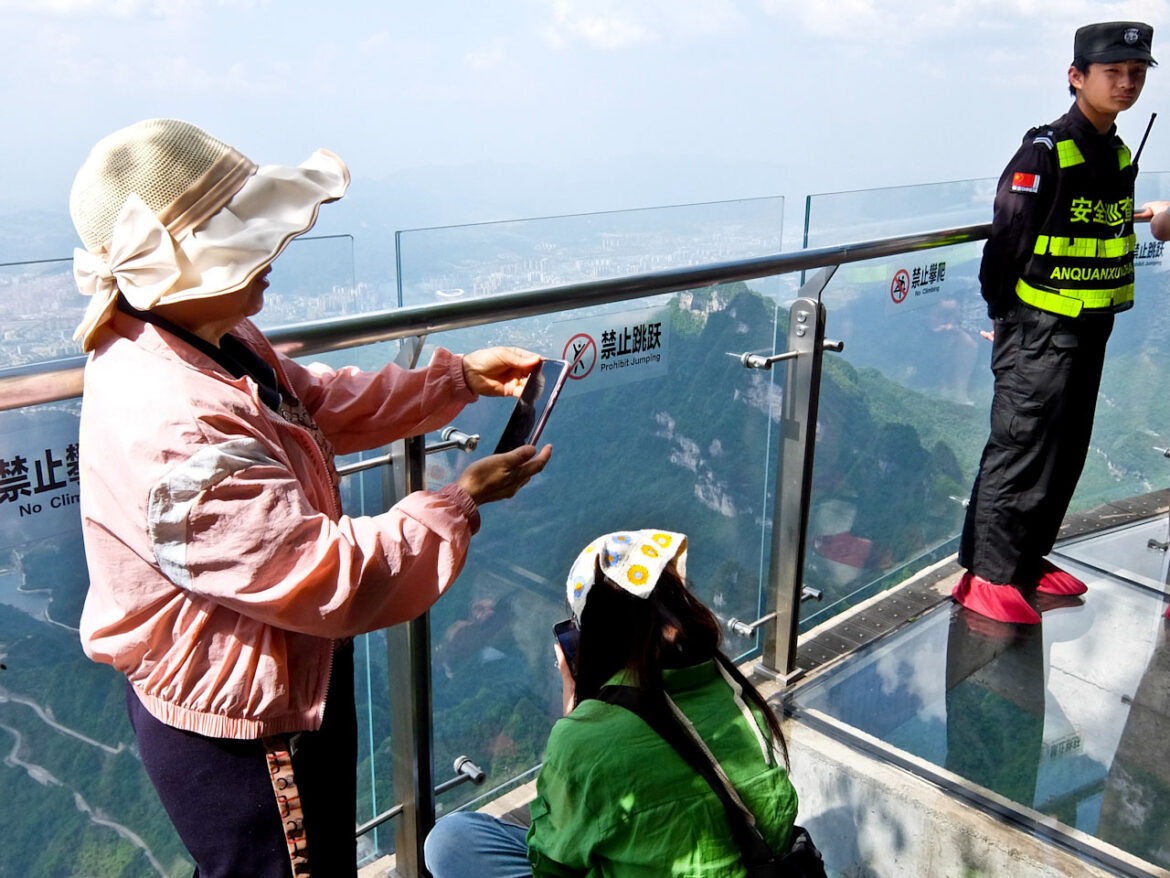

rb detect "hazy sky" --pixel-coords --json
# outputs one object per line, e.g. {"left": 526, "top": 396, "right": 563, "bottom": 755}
{"left": 4, "top": 0, "right": 1170, "bottom": 240}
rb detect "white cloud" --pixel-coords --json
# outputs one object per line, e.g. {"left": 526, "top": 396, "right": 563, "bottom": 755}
{"left": 0, "top": 0, "right": 198, "bottom": 15}
{"left": 543, "top": 1, "right": 657, "bottom": 50}
{"left": 30, "top": 25, "right": 89, "bottom": 85}
{"left": 758, "top": 0, "right": 1170, "bottom": 42}
{"left": 465, "top": 43, "right": 508, "bottom": 71}
{"left": 358, "top": 31, "right": 391, "bottom": 55}
{"left": 10, "top": 20, "right": 292, "bottom": 102}
{"left": 540, "top": 0, "right": 745, "bottom": 51}
{"left": 674, "top": 0, "right": 748, "bottom": 36}
{"left": 759, "top": 0, "right": 878, "bottom": 39}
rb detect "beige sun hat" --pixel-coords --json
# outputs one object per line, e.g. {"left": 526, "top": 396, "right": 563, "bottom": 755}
{"left": 69, "top": 118, "right": 350, "bottom": 351}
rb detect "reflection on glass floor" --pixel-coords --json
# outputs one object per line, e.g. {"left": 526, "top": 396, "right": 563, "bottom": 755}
{"left": 792, "top": 539, "right": 1170, "bottom": 874}
{"left": 1054, "top": 515, "right": 1170, "bottom": 595}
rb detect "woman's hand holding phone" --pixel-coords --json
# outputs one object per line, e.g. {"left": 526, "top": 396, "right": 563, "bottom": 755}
{"left": 554, "top": 641, "right": 577, "bottom": 716}
{"left": 461, "top": 347, "right": 542, "bottom": 398}
{"left": 456, "top": 444, "right": 552, "bottom": 505}
{"left": 553, "top": 619, "right": 579, "bottom": 715}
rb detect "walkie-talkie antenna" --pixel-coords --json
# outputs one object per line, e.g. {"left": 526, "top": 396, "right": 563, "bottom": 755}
{"left": 1134, "top": 112, "right": 1157, "bottom": 168}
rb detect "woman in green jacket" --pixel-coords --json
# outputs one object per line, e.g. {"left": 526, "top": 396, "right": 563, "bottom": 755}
{"left": 425, "top": 529, "right": 802, "bottom": 878}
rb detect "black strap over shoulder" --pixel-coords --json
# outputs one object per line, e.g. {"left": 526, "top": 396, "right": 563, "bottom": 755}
{"left": 597, "top": 684, "right": 774, "bottom": 865}
{"left": 116, "top": 295, "right": 288, "bottom": 412}
{"left": 596, "top": 683, "right": 826, "bottom": 878}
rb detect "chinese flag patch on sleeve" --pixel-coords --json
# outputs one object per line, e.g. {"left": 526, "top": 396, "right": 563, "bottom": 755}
{"left": 1011, "top": 172, "right": 1041, "bottom": 193}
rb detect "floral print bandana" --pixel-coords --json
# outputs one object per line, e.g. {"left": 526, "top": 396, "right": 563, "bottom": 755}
{"left": 566, "top": 530, "right": 687, "bottom": 623}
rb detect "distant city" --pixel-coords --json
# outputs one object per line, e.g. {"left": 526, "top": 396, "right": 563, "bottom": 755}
{"left": 402, "top": 225, "right": 786, "bottom": 305}
{"left": 1, "top": 205, "right": 792, "bottom": 368}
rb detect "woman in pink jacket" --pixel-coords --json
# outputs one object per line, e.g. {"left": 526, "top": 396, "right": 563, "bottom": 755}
{"left": 69, "top": 118, "right": 551, "bottom": 877}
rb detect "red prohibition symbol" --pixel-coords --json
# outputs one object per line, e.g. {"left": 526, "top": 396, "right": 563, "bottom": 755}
{"left": 563, "top": 333, "right": 597, "bottom": 379}
{"left": 891, "top": 269, "right": 910, "bottom": 304}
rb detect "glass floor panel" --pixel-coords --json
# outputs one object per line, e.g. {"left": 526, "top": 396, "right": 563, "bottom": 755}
{"left": 1053, "top": 516, "right": 1170, "bottom": 595}
{"left": 791, "top": 547, "right": 1170, "bottom": 874}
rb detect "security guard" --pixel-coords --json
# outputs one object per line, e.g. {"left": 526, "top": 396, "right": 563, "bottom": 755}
{"left": 956, "top": 21, "right": 1155, "bottom": 624}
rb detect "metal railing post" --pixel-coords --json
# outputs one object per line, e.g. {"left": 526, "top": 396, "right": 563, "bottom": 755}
{"left": 385, "top": 433, "right": 436, "bottom": 878}
{"left": 757, "top": 268, "right": 837, "bottom": 683}
{"left": 375, "top": 336, "right": 436, "bottom": 878}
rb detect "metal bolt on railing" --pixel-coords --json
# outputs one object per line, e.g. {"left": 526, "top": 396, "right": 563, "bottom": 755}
{"left": 733, "top": 351, "right": 798, "bottom": 370}
{"left": 429, "top": 426, "right": 480, "bottom": 453}
{"left": 731, "top": 339, "right": 844, "bottom": 371}
{"left": 434, "top": 755, "right": 487, "bottom": 795}
{"left": 334, "top": 426, "right": 479, "bottom": 478}
{"left": 355, "top": 803, "right": 405, "bottom": 839}
{"left": 354, "top": 755, "right": 486, "bottom": 839}
{"left": 727, "top": 586, "right": 824, "bottom": 639}
{"left": 335, "top": 454, "right": 393, "bottom": 478}
{"left": 727, "top": 612, "right": 778, "bottom": 638}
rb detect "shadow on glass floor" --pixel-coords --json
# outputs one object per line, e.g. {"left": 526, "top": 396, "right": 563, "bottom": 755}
{"left": 791, "top": 552, "right": 1170, "bottom": 874}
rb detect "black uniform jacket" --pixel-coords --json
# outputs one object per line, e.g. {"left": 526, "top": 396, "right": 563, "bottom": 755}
{"left": 979, "top": 102, "right": 1132, "bottom": 318}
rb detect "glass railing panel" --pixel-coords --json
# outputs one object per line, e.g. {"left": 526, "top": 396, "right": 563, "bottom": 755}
{"left": 0, "top": 234, "right": 357, "bottom": 372}
{"left": 335, "top": 445, "right": 397, "bottom": 867}
{"left": 0, "top": 237, "right": 360, "bottom": 876}
{"left": 1077, "top": 171, "right": 1170, "bottom": 513}
{"left": 0, "top": 257, "right": 78, "bottom": 368}
{"left": 250, "top": 234, "right": 361, "bottom": 327}
{"left": 1043, "top": 171, "right": 1170, "bottom": 590}
{"left": 802, "top": 175, "right": 1170, "bottom": 627}
{"left": 0, "top": 399, "right": 195, "bottom": 876}
{"left": 395, "top": 197, "right": 787, "bottom": 308}
{"left": 415, "top": 290, "right": 785, "bottom": 812}
{"left": 802, "top": 181, "right": 994, "bottom": 628}
{"left": 313, "top": 338, "right": 433, "bottom": 867}
{"left": 798, "top": 175, "right": 1170, "bottom": 872}
{"left": 802, "top": 178, "right": 994, "bottom": 249}
{"left": 396, "top": 201, "right": 789, "bottom": 811}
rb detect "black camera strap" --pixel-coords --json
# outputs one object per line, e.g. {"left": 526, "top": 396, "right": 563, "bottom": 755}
{"left": 596, "top": 683, "right": 777, "bottom": 867}
{"left": 596, "top": 679, "right": 827, "bottom": 878}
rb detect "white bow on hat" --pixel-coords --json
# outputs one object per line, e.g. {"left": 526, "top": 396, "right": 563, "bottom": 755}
{"left": 73, "top": 194, "right": 184, "bottom": 346}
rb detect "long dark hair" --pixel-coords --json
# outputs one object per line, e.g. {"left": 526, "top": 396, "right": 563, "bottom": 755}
{"left": 574, "top": 565, "right": 788, "bottom": 767}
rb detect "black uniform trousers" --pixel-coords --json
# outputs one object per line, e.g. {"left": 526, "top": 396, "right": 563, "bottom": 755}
{"left": 959, "top": 303, "right": 1113, "bottom": 585}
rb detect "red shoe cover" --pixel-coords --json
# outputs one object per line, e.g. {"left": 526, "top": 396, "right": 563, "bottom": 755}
{"left": 1036, "top": 560, "right": 1087, "bottom": 595}
{"left": 952, "top": 572, "right": 1041, "bottom": 624}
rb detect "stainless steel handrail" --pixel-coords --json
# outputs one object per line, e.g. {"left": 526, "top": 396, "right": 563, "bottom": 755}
{"left": 0, "top": 223, "right": 989, "bottom": 412}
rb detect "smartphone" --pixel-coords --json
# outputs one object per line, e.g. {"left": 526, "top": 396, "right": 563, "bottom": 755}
{"left": 494, "top": 358, "right": 569, "bottom": 453}
{"left": 553, "top": 618, "right": 580, "bottom": 678}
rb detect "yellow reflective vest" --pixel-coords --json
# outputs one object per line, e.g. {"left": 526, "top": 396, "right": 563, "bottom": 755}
{"left": 1015, "top": 129, "right": 1137, "bottom": 318}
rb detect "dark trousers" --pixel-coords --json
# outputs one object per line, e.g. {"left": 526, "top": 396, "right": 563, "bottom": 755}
{"left": 959, "top": 304, "right": 1113, "bottom": 584}
{"left": 128, "top": 641, "right": 358, "bottom": 878}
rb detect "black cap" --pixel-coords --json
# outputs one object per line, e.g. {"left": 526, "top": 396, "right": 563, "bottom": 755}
{"left": 1074, "top": 21, "right": 1156, "bottom": 65}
